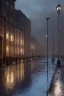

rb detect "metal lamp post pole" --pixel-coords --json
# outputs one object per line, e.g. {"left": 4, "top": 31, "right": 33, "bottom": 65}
{"left": 56, "top": 4, "right": 62, "bottom": 65}
{"left": 53, "top": 37, "right": 54, "bottom": 58}
{"left": 46, "top": 18, "right": 50, "bottom": 95}
{"left": 58, "top": 13, "right": 60, "bottom": 60}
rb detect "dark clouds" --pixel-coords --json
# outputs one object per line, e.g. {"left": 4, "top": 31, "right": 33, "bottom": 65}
{"left": 15, "top": 0, "right": 64, "bottom": 55}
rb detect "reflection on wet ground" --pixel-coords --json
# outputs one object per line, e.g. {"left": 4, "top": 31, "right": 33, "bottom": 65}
{"left": 0, "top": 58, "right": 54, "bottom": 96}
{"left": 48, "top": 60, "right": 64, "bottom": 96}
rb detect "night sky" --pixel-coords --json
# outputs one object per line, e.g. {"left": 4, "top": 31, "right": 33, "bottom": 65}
{"left": 15, "top": 0, "right": 64, "bottom": 55}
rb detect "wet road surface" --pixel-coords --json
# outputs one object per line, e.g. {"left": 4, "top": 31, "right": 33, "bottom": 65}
{"left": 48, "top": 60, "right": 64, "bottom": 96}
{"left": 0, "top": 57, "right": 55, "bottom": 96}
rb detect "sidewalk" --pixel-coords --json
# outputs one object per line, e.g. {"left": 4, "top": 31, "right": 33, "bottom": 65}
{"left": 48, "top": 60, "right": 64, "bottom": 96}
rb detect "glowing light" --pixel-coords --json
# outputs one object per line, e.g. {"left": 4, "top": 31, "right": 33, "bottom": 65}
{"left": 46, "top": 35, "right": 48, "bottom": 38}
{"left": 31, "top": 44, "right": 35, "bottom": 50}
{"left": 54, "top": 80, "right": 62, "bottom": 96}
{"left": 6, "top": 73, "right": 9, "bottom": 84}
{"left": 57, "top": 7, "right": 62, "bottom": 11}
{"left": 5, "top": 70, "right": 14, "bottom": 89}
{"left": 6, "top": 33, "right": 9, "bottom": 39}
{"left": 6, "top": 46, "right": 9, "bottom": 52}
{"left": 10, "top": 35, "right": 13, "bottom": 41}
{"left": 20, "top": 48, "right": 22, "bottom": 54}
{"left": 10, "top": 72, "right": 14, "bottom": 84}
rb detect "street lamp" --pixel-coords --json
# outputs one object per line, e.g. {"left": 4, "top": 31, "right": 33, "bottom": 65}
{"left": 56, "top": 4, "right": 62, "bottom": 65}
{"left": 53, "top": 37, "right": 54, "bottom": 58}
{"left": 52, "top": 37, "right": 55, "bottom": 63}
{"left": 46, "top": 18, "right": 50, "bottom": 95}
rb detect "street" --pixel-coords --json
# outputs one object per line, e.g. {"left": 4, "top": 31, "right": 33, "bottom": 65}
{"left": 0, "top": 57, "right": 55, "bottom": 96}
{"left": 48, "top": 59, "right": 64, "bottom": 96}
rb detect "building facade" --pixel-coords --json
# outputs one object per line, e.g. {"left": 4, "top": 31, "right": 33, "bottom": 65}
{"left": 31, "top": 36, "right": 42, "bottom": 57}
{"left": 0, "top": 0, "right": 31, "bottom": 63}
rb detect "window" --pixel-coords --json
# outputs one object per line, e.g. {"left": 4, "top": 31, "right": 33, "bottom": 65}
{"left": 20, "top": 48, "right": 22, "bottom": 54}
{"left": 10, "top": 34, "right": 13, "bottom": 42}
{"left": 6, "top": 46, "right": 9, "bottom": 52}
{"left": 6, "top": 33, "right": 9, "bottom": 39}
{"left": 6, "top": 45, "right": 9, "bottom": 56}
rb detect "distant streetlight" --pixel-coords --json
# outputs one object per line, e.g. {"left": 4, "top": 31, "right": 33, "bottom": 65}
{"left": 56, "top": 4, "right": 62, "bottom": 65}
{"left": 46, "top": 35, "right": 48, "bottom": 38}
{"left": 46, "top": 17, "right": 50, "bottom": 96}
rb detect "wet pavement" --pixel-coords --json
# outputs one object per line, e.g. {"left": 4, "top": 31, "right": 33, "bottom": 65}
{"left": 48, "top": 60, "right": 64, "bottom": 96}
{"left": 0, "top": 57, "right": 55, "bottom": 96}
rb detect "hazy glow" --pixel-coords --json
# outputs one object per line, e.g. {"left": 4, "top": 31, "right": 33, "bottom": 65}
{"left": 5, "top": 70, "right": 14, "bottom": 89}
{"left": 10, "top": 72, "right": 14, "bottom": 84}
{"left": 31, "top": 44, "right": 35, "bottom": 50}
{"left": 11, "top": 35, "right": 13, "bottom": 41}
{"left": 54, "top": 80, "right": 62, "bottom": 96}
{"left": 6, "top": 33, "right": 9, "bottom": 39}
{"left": 46, "top": 35, "right": 47, "bottom": 38}
{"left": 6, "top": 46, "right": 9, "bottom": 52}
{"left": 20, "top": 48, "right": 23, "bottom": 54}
{"left": 57, "top": 6, "right": 62, "bottom": 11}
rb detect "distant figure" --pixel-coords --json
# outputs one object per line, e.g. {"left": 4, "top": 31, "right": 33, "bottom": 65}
{"left": 57, "top": 60, "right": 61, "bottom": 68}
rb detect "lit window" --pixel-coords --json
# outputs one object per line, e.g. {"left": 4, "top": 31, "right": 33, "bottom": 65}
{"left": 6, "top": 33, "right": 9, "bottom": 39}
{"left": 10, "top": 35, "right": 13, "bottom": 42}
{"left": 6, "top": 46, "right": 9, "bottom": 52}
{"left": 20, "top": 48, "right": 22, "bottom": 54}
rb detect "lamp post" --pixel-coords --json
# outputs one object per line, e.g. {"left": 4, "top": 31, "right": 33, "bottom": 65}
{"left": 46, "top": 18, "right": 50, "bottom": 95}
{"left": 52, "top": 37, "right": 55, "bottom": 63}
{"left": 52, "top": 37, "right": 54, "bottom": 60}
{"left": 53, "top": 37, "right": 54, "bottom": 58}
{"left": 56, "top": 4, "right": 62, "bottom": 65}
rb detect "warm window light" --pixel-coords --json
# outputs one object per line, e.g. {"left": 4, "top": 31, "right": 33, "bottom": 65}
{"left": 6, "top": 33, "right": 9, "bottom": 39}
{"left": 20, "top": 49, "right": 22, "bottom": 54}
{"left": 6, "top": 46, "right": 9, "bottom": 52}
{"left": 11, "top": 35, "right": 13, "bottom": 41}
